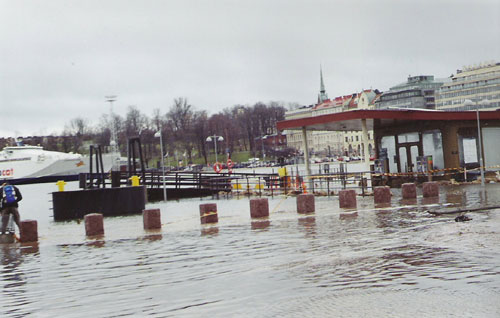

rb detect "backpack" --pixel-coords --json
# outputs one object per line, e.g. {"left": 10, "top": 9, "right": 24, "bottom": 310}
{"left": 3, "top": 185, "right": 16, "bottom": 204}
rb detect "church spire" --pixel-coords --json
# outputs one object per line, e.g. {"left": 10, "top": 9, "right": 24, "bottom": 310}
{"left": 320, "top": 66, "right": 326, "bottom": 93}
{"left": 318, "top": 65, "right": 329, "bottom": 103}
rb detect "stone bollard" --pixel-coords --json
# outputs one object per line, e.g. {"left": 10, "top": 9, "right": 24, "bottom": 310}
{"left": 422, "top": 181, "right": 439, "bottom": 198}
{"left": 85, "top": 213, "right": 104, "bottom": 236}
{"left": 20, "top": 220, "right": 38, "bottom": 243}
{"left": 374, "top": 186, "right": 391, "bottom": 204}
{"left": 297, "top": 193, "right": 315, "bottom": 214}
{"left": 199, "top": 203, "right": 218, "bottom": 224}
{"left": 401, "top": 183, "right": 417, "bottom": 199}
{"left": 339, "top": 189, "right": 357, "bottom": 209}
{"left": 250, "top": 198, "right": 269, "bottom": 218}
{"left": 143, "top": 209, "right": 162, "bottom": 229}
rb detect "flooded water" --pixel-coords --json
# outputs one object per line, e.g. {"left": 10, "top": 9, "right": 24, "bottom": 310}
{"left": 1, "top": 182, "right": 500, "bottom": 317}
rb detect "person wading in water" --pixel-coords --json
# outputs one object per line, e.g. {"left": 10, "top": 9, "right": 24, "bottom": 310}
{"left": 0, "top": 182, "right": 22, "bottom": 234}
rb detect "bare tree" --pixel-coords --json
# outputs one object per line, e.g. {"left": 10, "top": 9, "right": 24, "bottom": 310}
{"left": 125, "top": 105, "right": 147, "bottom": 137}
{"left": 166, "top": 97, "right": 195, "bottom": 162}
{"left": 192, "top": 110, "right": 208, "bottom": 163}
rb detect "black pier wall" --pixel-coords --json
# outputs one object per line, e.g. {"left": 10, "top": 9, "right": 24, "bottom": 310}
{"left": 52, "top": 186, "right": 147, "bottom": 221}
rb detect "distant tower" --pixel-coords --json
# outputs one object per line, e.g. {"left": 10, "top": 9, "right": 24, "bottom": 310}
{"left": 318, "top": 66, "right": 329, "bottom": 103}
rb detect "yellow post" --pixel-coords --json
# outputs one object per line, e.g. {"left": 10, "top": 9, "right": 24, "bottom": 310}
{"left": 278, "top": 167, "right": 288, "bottom": 177}
{"left": 130, "top": 175, "right": 140, "bottom": 186}
{"left": 56, "top": 180, "right": 67, "bottom": 192}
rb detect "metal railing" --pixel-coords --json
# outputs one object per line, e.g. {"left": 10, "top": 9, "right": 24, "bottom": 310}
{"left": 78, "top": 168, "right": 373, "bottom": 199}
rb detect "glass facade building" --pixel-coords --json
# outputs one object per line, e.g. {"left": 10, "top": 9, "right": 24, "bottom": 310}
{"left": 376, "top": 75, "right": 446, "bottom": 110}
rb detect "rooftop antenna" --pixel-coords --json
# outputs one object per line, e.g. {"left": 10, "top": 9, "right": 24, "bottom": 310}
{"left": 105, "top": 95, "right": 119, "bottom": 171}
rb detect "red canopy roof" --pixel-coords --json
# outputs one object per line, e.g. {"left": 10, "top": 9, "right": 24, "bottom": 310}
{"left": 277, "top": 109, "right": 500, "bottom": 131}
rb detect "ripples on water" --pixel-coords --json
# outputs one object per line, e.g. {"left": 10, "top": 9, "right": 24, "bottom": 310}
{"left": 1, "top": 183, "right": 500, "bottom": 317}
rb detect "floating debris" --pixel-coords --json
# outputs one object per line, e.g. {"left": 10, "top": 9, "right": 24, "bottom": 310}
{"left": 455, "top": 215, "right": 472, "bottom": 222}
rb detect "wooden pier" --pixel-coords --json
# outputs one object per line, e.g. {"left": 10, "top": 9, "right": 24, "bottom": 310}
{"left": 80, "top": 170, "right": 283, "bottom": 201}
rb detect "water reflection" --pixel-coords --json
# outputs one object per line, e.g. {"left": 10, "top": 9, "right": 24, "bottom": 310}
{"left": 200, "top": 226, "right": 219, "bottom": 236}
{"left": 298, "top": 216, "right": 316, "bottom": 237}
{"left": 85, "top": 240, "right": 105, "bottom": 248}
{"left": 1, "top": 244, "right": 38, "bottom": 318}
{"left": 445, "top": 189, "right": 466, "bottom": 205}
{"left": 251, "top": 220, "right": 271, "bottom": 230}
{"left": 141, "top": 234, "right": 163, "bottom": 242}
{"left": 422, "top": 196, "right": 440, "bottom": 206}
{"left": 0, "top": 183, "right": 499, "bottom": 317}
{"left": 339, "top": 211, "right": 358, "bottom": 220}
{"left": 20, "top": 243, "right": 39, "bottom": 255}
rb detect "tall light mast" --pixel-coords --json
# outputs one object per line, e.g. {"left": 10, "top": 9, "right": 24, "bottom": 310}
{"left": 105, "top": 95, "right": 119, "bottom": 171}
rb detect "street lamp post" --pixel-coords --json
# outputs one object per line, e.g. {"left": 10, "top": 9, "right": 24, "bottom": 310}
{"left": 476, "top": 105, "right": 485, "bottom": 187}
{"left": 206, "top": 135, "right": 224, "bottom": 163}
{"left": 465, "top": 99, "right": 486, "bottom": 186}
{"left": 261, "top": 135, "right": 266, "bottom": 162}
{"left": 154, "top": 130, "right": 167, "bottom": 201}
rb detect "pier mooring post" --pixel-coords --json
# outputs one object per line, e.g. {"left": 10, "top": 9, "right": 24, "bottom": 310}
{"left": 401, "top": 183, "right": 417, "bottom": 200}
{"left": 339, "top": 189, "right": 357, "bottom": 209}
{"left": 143, "top": 209, "right": 162, "bottom": 229}
{"left": 297, "top": 193, "right": 315, "bottom": 214}
{"left": 422, "top": 181, "right": 439, "bottom": 198}
{"left": 374, "top": 186, "right": 391, "bottom": 204}
{"left": 85, "top": 213, "right": 104, "bottom": 236}
{"left": 250, "top": 198, "right": 269, "bottom": 218}
{"left": 20, "top": 220, "right": 38, "bottom": 243}
{"left": 199, "top": 203, "right": 218, "bottom": 224}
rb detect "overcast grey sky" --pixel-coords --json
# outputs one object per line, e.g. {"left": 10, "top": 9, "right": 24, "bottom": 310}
{"left": 1, "top": 0, "right": 499, "bottom": 137}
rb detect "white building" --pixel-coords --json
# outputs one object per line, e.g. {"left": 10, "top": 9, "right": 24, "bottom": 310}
{"left": 436, "top": 61, "right": 500, "bottom": 111}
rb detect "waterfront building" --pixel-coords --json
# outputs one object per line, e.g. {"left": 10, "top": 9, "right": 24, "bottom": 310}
{"left": 435, "top": 61, "right": 500, "bottom": 111}
{"left": 343, "top": 90, "right": 379, "bottom": 157}
{"left": 284, "top": 69, "right": 378, "bottom": 158}
{"left": 310, "top": 93, "right": 344, "bottom": 157}
{"left": 376, "top": 75, "right": 446, "bottom": 110}
{"left": 284, "top": 105, "right": 313, "bottom": 153}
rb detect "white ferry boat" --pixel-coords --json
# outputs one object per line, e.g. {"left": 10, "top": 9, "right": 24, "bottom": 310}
{"left": 0, "top": 145, "right": 118, "bottom": 181}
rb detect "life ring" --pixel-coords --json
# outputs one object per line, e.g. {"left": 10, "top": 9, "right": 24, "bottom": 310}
{"left": 213, "top": 162, "right": 223, "bottom": 173}
{"left": 227, "top": 159, "right": 234, "bottom": 173}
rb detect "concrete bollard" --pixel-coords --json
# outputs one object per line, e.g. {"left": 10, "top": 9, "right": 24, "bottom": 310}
{"left": 297, "top": 193, "right": 315, "bottom": 214}
{"left": 199, "top": 203, "right": 218, "bottom": 224}
{"left": 422, "top": 181, "right": 439, "bottom": 198}
{"left": 250, "top": 198, "right": 269, "bottom": 218}
{"left": 20, "top": 220, "right": 38, "bottom": 243}
{"left": 85, "top": 213, "right": 104, "bottom": 236}
{"left": 374, "top": 186, "right": 391, "bottom": 204}
{"left": 339, "top": 189, "right": 357, "bottom": 209}
{"left": 143, "top": 209, "right": 162, "bottom": 230}
{"left": 401, "top": 183, "right": 417, "bottom": 199}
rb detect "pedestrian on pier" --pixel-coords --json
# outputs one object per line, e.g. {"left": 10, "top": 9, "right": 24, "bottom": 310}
{"left": 0, "top": 182, "right": 22, "bottom": 234}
